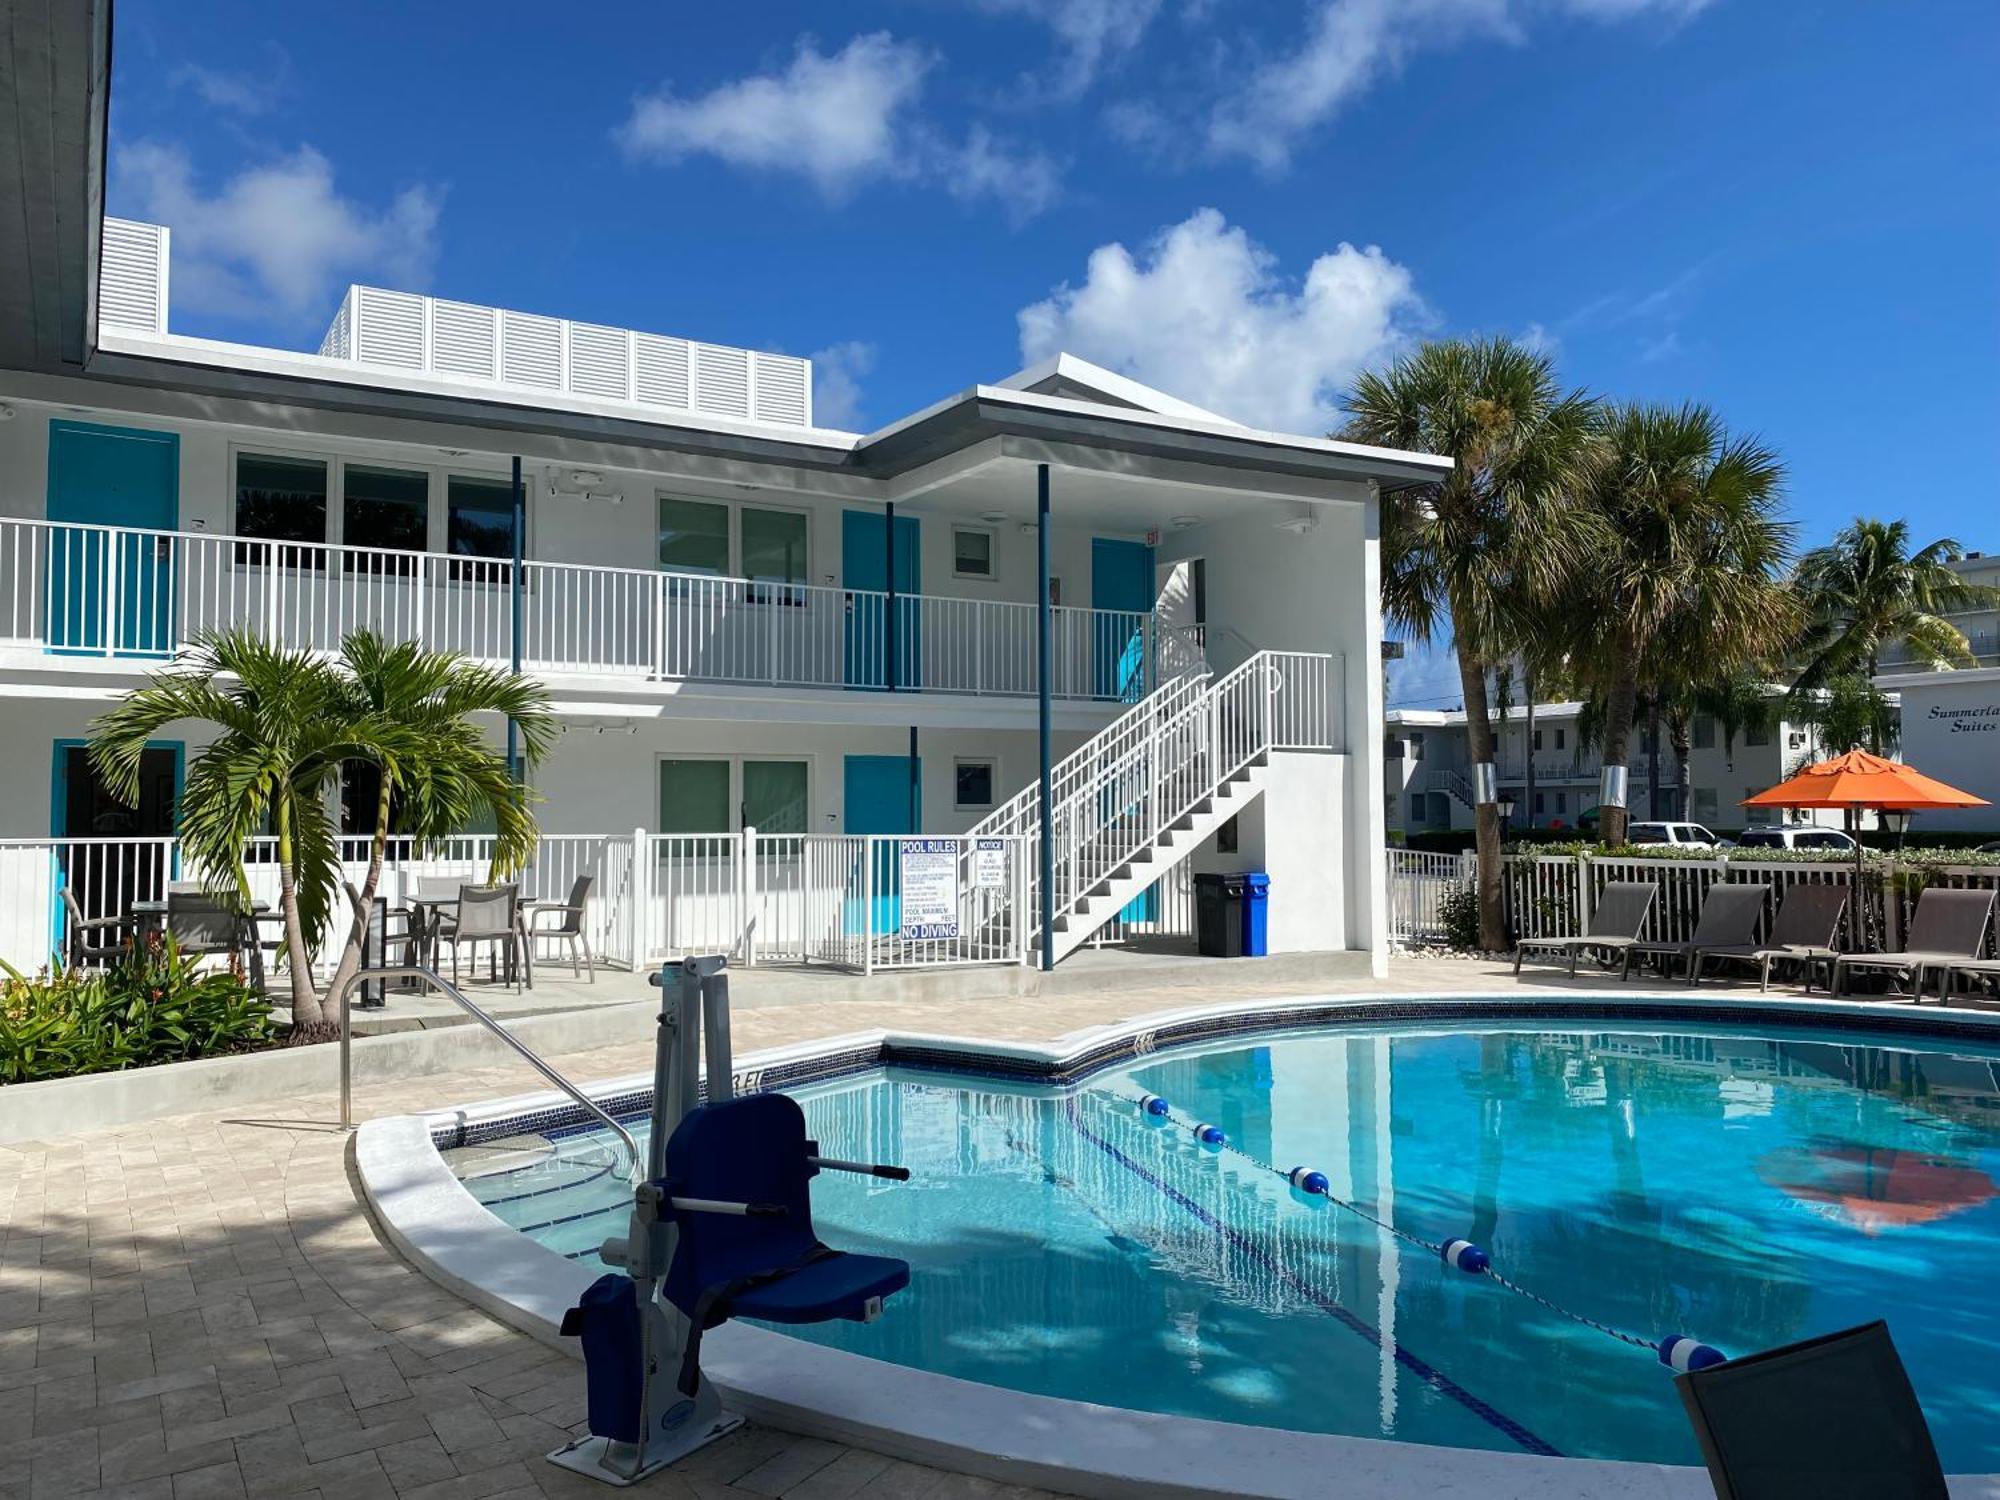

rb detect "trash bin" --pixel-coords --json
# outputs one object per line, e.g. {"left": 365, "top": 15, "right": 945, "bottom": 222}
{"left": 1194, "top": 872, "right": 1248, "bottom": 958}
{"left": 1243, "top": 872, "right": 1270, "bottom": 956}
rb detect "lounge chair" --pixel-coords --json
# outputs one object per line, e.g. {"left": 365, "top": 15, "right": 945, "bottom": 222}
{"left": 1674, "top": 1320, "right": 1947, "bottom": 1499}
{"left": 1628, "top": 882, "right": 1771, "bottom": 984}
{"left": 1692, "top": 883, "right": 1849, "bottom": 993}
{"left": 1514, "top": 881, "right": 1657, "bottom": 978}
{"left": 1830, "top": 887, "right": 1997, "bottom": 1002}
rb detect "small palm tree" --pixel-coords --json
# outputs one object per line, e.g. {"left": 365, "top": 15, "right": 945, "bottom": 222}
{"left": 1558, "top": 403, "right": 1799, "bottom": 844}
{"left": 89, "top": 630, "right": 553, "bottom": 1036}
{"left": 323, "top": 632, "right": 556, "bottom": 1008}
{"left": 1792, "top": 519, "right": 2000, "bottom": 710}
{"left": 1345, "top": 336, "right": 1601, "bottom": 949}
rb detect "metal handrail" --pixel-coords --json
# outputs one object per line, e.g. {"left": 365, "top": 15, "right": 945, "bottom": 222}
{"left": 335, "top": 964, "right": 642, "bottom": 1181}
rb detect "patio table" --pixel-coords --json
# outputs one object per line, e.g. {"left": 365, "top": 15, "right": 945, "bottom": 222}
{"left": 130, "top": 898, "right": 273, "bottom": 989}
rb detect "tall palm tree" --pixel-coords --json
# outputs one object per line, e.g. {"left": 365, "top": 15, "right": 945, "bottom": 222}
{"left": 1345, "top": 337, "right": 1600, "bottom": 950}
{"left": 89, "top": 630, "right": 552, "bottom": 1036}
{"left": 1558, "top": 404, "right": 1798, "bottom": 845}
{"left": 1792, "top": 519, "right": 2000, "bottom": 717}
{"left": 322, "top": 632, "right": 556, "bottom": 1008}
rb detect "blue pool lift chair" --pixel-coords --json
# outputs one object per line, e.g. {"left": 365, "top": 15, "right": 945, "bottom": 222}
{"left": 551, "top": 956, "right": 911, "bottom": 1488}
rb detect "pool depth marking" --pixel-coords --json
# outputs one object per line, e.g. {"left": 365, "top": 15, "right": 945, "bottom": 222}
{"left": 1061, "top": 1097, "right": 1564, "bottom": 1458}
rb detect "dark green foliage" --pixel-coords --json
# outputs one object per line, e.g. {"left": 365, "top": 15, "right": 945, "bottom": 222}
{"left": 0, "top": 935, "right": 276, "bottom": 1083}
{"left": 1439, "top": 884, "right": 1483, "bottom": 950}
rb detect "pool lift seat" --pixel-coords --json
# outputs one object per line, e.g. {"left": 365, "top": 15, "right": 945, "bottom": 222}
{"left": 549, "top": 956, "right": 911, "bottom": 1487}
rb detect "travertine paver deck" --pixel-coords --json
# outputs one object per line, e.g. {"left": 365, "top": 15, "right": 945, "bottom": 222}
{"left": 0, "top": 955, "right": 1908, "bottom": 1499}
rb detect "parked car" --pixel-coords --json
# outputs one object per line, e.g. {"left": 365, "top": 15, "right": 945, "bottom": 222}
{"left": 1735, "top": 825, "right": 1859, "bottom": 853}
{"left": 1627, "top": 821, "right": 1726, "bottom": 848}
{"left": 1977, "top": 841, "right": 2000, "bottom": 856}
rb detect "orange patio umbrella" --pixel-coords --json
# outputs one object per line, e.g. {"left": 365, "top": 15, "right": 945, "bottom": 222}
{"left": 1742, "top": 750, "right": 1990, "bottom": 945}
{"left": 1741, "top": 749, "right": 1992, "bottom": 820}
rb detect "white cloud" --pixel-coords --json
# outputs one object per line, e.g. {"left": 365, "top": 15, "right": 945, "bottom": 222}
{"left": 618, "top": 34, "right": 932, "bottom": 200}
{"left": 170, "top": 49, "right": 291, "bottom": 116}
{"left": 1017, "top": 208, "right": 1426, "bottom": 434}
{"left": 1206, "top": 0, "right": 1716, "bottom": 171}
{"left": 810, "top": 341, "right": 878, "bottom": 430}
{"left": 116, "top": 142, "right": 440, "bottom": 331}
{"left": 946, "top": 127, "right": 1062, "bottom": 224}
{"left": 972, "top": 0, "right": 1163, "bottom": 96}
{"left": 618, "top": 32, "right": 1060, "bottom": 218}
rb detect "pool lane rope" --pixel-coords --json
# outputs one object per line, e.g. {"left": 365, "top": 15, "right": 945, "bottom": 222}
{"left": 1126, "top": 1093, "right": 1726, "bottom": 1373}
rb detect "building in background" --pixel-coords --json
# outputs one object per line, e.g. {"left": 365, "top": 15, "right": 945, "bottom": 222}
{"left": 1385, "top": 698, "right": 1839, "bottom": 838}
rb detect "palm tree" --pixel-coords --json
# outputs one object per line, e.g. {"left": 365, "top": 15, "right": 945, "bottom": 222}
{"left": 88, "top": 630, "right": 552, "bottom": 1036}
{"left": 1792, "top": 519, "right": 2000, "bottom": 721}
{"left": 1558, "top": 404, "right": 1798, "bottom": 845}
{"left": 322, "top": 633, "right": 556, "bottom": 1008}
{"left": 1656, "top": 673, "right": 1777, "bottom": 824}
{"left": 1345, "top": 337, "right": 1600, "bottom": 949}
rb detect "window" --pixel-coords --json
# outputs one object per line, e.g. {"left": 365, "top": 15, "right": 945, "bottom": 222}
{"left": 1556, "top": 791, "right": 1568, "bottom": 813}
{"left": 955, "top": 760, "right": 995, "bottom": 810}
{"left": 1217, "top": 814, "right": 1239, "bottom": 853}
{"left": 1692, "top": 787, "right": 1719, "bottom": 818}
{"left": 1533, "top": 792, "right": 1545, "bottom": 814}
{"left": 1408, "top": 733, "right": 1425, "bottom": 763}
{"left": 1745, "top": 723, "right": 1772, "bottom": 747}
{"left": 235, "top": 453, "right": 327, "bottom": 563}
{"left": 658, "top": 759, "right": 731, "bottom": 834}
{"left": 1408, "top": 794, "right": 1425, "bottom": 825}
{"left": 952, "top": 527, "right": 995, "bottom": 580}
{"left": 658, "top": 498, "right": 732, "bottom": 577}
{"left": 1797, "top": 831, "right": 1848, "bottom": 850}
{"left": 1189, "top": 557, "right": 1207, "bottom": 625}
{"left": 448, "top": 475, "right": 515, "bottom": 578}
{"left": 660, "top": 757, "right": 808, "bottom": 834}
{"left": 1693, "top": 716, "right": 1716, "bottom": 750}
{"left": 742, "top": 759, "right": 807, "bottom": 833}
{"left": 343, "top": 464, "right": 428, "bottom": 569}
{"left": 1555, "top": 727, "right": 1567, "bottom": 751}
{"left": 741, "top": 507, "right": 809, "bottom": 590}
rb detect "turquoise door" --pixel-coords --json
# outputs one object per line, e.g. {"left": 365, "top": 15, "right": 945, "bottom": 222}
{"left": 845, "top": 754, "right": 920, "bottom": 934}
{"left": 46, "top": 421, "right": 179, "bottom": 655}
{"left": 842, "top": 510, "right": 920, "bottom": 689}
{"left": 1090, "top": 537, "right": 1153, "bottom": 702}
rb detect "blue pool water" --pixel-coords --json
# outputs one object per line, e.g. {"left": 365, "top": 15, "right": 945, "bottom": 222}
{"left": 451, "top": 1020, "right": 2000, "bottom": 1468}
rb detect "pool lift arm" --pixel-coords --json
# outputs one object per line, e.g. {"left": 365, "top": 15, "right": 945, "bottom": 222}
{"left": 548, "top": 956, "right": 911, "bottom": 1487}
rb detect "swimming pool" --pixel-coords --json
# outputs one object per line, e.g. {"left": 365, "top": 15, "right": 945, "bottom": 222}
{"left": 447, "top": 1018, "right": 2000, "bottom": 1470}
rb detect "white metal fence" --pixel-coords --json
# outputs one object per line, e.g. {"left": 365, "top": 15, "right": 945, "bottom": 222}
{"left": 0, "top": 517, "right": 1161, "bottom": 703}
{"left": 1388, "top": 849, "right": 2000, "bottom": 957}
{"left": 4, "top": 827, "right": 1037, "bottom": 980}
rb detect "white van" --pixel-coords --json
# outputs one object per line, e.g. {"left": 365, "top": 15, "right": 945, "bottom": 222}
{"left": 1626, "top": 821, "right": 1725, "bottom": 848}
{"left": 1734, "top": 825, "right": 1859, "bottom": 853}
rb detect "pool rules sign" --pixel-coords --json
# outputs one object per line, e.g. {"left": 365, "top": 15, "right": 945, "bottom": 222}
{"left": 899, "top": 837, "right": 961, "bottom": 940}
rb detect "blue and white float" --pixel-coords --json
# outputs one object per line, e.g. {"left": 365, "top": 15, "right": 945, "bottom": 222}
{"left": 1440, "top": 1238, "right": 1491, "bottom": 1274}
{"left": 1192, "top": 1122, "right": 1227, "bottom": 1147}
{"left": 1658, "top": 1335, "right": 1727, "bottom": 1373}
{"left": 1288, "top": 1167, "right": 1330, "bottom": 1194}
{"left": 1138, "top": 1094, "right": 1171, "bottom": 1119}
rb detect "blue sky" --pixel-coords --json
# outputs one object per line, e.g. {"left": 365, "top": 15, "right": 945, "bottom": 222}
{"left": 107, "top": 2, "right": 1999, "bottom": 708}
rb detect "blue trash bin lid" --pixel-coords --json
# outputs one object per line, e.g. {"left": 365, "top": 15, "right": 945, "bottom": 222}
{"left": 1245, "top": 873, "right": 1270, "bottom": 893}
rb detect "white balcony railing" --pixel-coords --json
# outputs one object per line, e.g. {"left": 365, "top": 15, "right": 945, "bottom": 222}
{"left": 0, "top": 518, "right": 1161, "bottom": 702}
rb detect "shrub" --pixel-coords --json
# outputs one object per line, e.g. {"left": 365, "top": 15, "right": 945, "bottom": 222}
{"left": 0, "top": 935, "right": 276, "bottom": 1084}
{"left": 1438, "top": 884, "right": 1483, "bottom": 951}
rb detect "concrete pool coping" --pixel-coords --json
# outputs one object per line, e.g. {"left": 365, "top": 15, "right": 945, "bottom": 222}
{"left": 356, "top": 987, "right": 2000, "bottom": 1499}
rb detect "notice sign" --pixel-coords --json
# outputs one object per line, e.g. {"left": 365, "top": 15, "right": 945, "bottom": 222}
{"left": 973, "top": 838, "right": 1008, "bottom": 889}
{"left": 899, "top": 837, "right": 962, "bottom": 940}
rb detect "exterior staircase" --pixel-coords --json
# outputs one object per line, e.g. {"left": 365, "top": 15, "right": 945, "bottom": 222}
{"left": 968, "top": 648, "right": 1339, "bottom": 964}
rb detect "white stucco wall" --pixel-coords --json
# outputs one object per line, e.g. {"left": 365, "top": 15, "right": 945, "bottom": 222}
{"left": 1189, "top": 751, "right": 1350, "bottom": 956}
{"left": 1876, "top": 669, "right": 2000, "bottom": 834}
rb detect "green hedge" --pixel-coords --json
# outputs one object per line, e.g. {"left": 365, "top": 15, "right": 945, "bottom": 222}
{"left": 0, "top": 935, "right": 277, "bottom": 1084}
{"left": 1499, "top": 840, "right": 2000, "bottom": 868}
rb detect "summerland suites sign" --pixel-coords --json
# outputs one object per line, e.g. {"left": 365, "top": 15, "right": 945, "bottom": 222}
{"left": 1877, "top": 666, "right": 2000, "bottom": 833}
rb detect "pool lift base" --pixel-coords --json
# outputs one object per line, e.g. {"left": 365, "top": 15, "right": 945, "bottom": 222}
{"left": 548, "top": 955, "right": 910, "bottom": 1487}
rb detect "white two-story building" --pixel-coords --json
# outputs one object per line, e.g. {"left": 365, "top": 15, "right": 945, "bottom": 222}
{"left": 0, "top": 12, "right": 1444, "bottom": 980}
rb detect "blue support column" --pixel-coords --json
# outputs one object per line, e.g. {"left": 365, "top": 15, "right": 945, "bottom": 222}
{"left": 507, "top": 456, "right": 524, "bottom": 781}
{"left": 1037, "top": 464, "right": 1054, "bottom": 972}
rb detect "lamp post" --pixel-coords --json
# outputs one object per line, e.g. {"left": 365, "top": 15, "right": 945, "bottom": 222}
{"left": 1496, "top": 794, "right": 1516, "bottom": 832}
{"left": 1880, "top": 808, "right": 1912, "bottom": 852}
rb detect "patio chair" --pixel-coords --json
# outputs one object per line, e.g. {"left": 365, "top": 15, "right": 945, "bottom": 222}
{"left": 1627, "top": 883, "right": 1771, "bottom": 985}
{"left": 165, "top": 890, "right": 251, "bottom": 972}
{"left": 1693, "top": 883, "right": 1849, "bottom": 993}
{"left": 1831, "top": 887, "right": 1997, "bottom": 1002}
{"left": 1514, "top": 881, "right": 1657, "bottom": 979}
{"left": 1674, "top": 1321, "right": 1946, "bottom": 1499}
{"left": 526, "top": 873, "right": 596, "bottom": 981}
{"left": 435, "top": 883, "right": 530, "bottom": 991}
{"left": 59, "top": 886, "right": 125, "bottom": 968}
